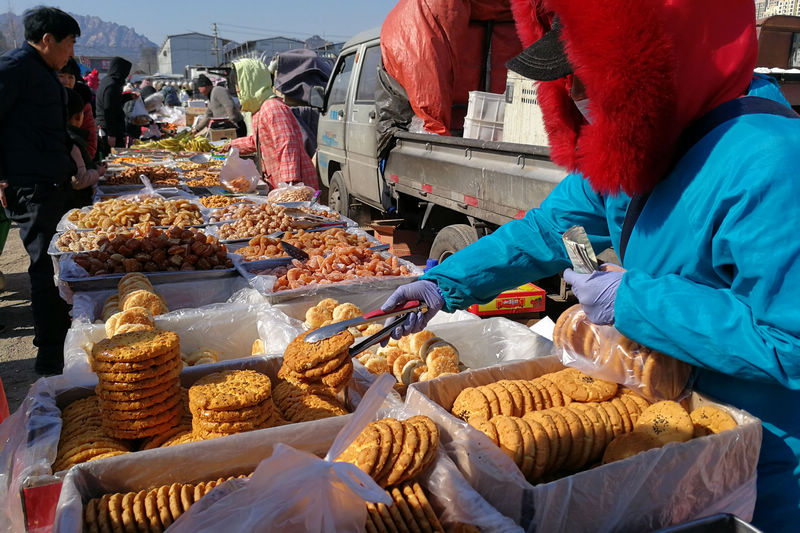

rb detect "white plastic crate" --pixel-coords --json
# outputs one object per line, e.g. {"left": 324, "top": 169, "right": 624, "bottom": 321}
{"left": 463, "top": 117, "right": 504, "bottom": 142}
{"left": 466, "top": 91, "right": 506, "bottom": 122}
{"left": 503, "top": 71, "right": 549, "bottom": 147}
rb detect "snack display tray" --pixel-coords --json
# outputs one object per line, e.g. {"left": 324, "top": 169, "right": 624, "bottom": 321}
{"left": 59, "top": 265, "right": 239, "bottom": 292}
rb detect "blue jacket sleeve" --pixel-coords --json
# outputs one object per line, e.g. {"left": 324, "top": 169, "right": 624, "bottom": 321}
{"left": 615, "top": 153, "right": 800, "bottom": 388}
{"left": 422, "top": 173, "right": 617, "bottom": 311}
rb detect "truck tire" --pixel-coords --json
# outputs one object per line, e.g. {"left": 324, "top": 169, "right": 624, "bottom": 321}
{"left": 429, "top": 224, "right": 479, "bottom": 264}
{"left": 328, "top": 171, "right": 349, "bottom": 218}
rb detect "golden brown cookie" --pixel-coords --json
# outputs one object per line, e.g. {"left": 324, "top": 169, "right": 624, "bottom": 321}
{"left": 487, "top": 383, "right": 515, "bottom": 417}
{"left": 491, "top": 415, "right": 523, "bottom": 467}
{"left": 610, "top": 397, "right": 634, "bottom": 434}
{"left": 92, "top": 329, "right": 180, "bottom": 364}
{"left": 602, "top": 431, "right": 663, "bottom": 464}
{"left": 193, "top": 408, "right": 272, "bottom": 435}
{"left": 103, "top": 394, "right": 182, "bottom": 422}
{"left": 104, "top": 408, "right": 182, "bottom": 440}
{"left": 161, "top": 429, "right": 195, "bottom": 447}
{"left": 598, "top": 400, "right": 626, "bottom": 439}
{"left": 337, "top": 423, "right": 382, "bottom": 478}
{"left": 498, "top": 380, "right": 526, "bottom": 417}
{"left": 156, "top": 485, "right": 172, "bottom": 529}
{"left": 571, "top": 403, "right": 609, "bottom": 463}
{"left": 409, "top": 482, "right": 445, "bottom": 533}
{"left": 551, "top": 407, "right": 585, "bottom": 471}
{"left": 319, "top": 358, "right": 354, "bottom": 392}
{"left": 551, "top": 368, "right": 618, "bottom": 402}
{"left": 95, "top": 378, "right": 178, "bottom": 402}
{"left": 690, "top": 406, "right": 738, "bottom": 437}
{"left": 511, "top": 416, "right": 535, "bottom": 478}
{"left": 168, "top": 483, "right": 183, "bottom": 522}
{"left": 120, "top": 492, "right": 136, "bottom": 533}
{"left": 402, "top": 418, "right": 430, "bottom": 483}
{"left": 95, "top": 354, "right": 182, "bottom": 383}
{"left": 475, "top": 419, "right": 499, "bottom": 446}
{"left": 132, "top": 491, "right": 148, "bottom": 533}
{"left": 478, "top": 384, "right": 501, "bottom": 418}
{"left": 96, "top": 494, "right": 112, "bottom": 533}
{"left": 635, "top": 400, "right": 694, "bottom": 445}
{"left": 189, "top": 369, "right": 272, "bottom": 410}
{"left": 523, "top": 411, "right": 559, "bottom": 472}
{"left": 569, "top": 407, "right": 595, "bottom": 469}
{"left": 519, "top": 380, "right": 545, "bottom": 411}
{"left": 384, "top": 420, "right": 419, "bottom": 487}
{"left": 180, "top": 484, "right": 195, "bottom": 512}
{"left": 97, "top": 365, "right": 181, "bottom": 392}
{"left": 390, "top": 487, "right": 421, "bottom": 533}
{"left": 451, "top": 388, "right": 491, "bottom": 424}
{"left": 283, "top": 329, "right": 355, "bottom": 373}
{"left": 121, "top": 289, "right": 165, "bottom": 316}
{"left": 84, "top": 498, "right": 100, "bottom": 533}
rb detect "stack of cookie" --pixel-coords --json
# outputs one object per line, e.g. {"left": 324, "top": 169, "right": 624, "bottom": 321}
{"left": 278, "top": 330, "right": 354, "bottom": 394}
{"left": 83, "top": 474, "right": 250, "bottom": 532}
{"left": 92, "top": 329, "right": 184, "bottom": 440}
{"left": 553, "top": 304, "right": 692, "bottom": 400}
{"left": 140, "top": 388, "right": 194, "bottom": 449}
{"left": 53, "top": 396, "right": 131, "bottom": 472}
{"left": 188, "top": 370, "right": 279, "bottom": 439}
{"left": 336, "top": 415, "right": 439, "bottom": 488}
{"left": 272, "top": 381, "right": 349, "bottom": 423}
{"left": 366, "top": 481, "right": 445, "bottom": 533}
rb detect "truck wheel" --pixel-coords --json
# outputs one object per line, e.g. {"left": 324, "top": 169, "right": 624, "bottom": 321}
{"left": 328, "top": 171, "right": 349, "bottom": 218}
{"left": 429, "top": 224, "right": 479, "bottom": 264}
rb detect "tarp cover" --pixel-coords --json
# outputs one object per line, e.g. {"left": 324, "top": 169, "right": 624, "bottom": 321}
{"left": 380, "top": 0, "right": 523, "bottom": 135}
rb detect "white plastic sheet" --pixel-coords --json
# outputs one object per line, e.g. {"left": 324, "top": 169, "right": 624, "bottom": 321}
{"left": 219, "top": 148, "right": 260, "bottom": 193}
{"left": 405, "top": 357, "right": 762, "bottom": 532}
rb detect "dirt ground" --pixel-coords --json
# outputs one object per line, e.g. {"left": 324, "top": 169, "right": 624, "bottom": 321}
{"left": 0, "top": 225, "right": 39, "bottom": 414}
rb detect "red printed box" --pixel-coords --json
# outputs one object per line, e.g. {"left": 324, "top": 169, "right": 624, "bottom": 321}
{"left": 468, "top": 283, "right": 545, "bottom": 317}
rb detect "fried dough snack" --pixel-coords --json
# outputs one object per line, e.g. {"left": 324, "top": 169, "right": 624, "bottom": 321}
{"left": 72, "top": 225, "right": 233, "bottom": 276}
{"left": 236, "top": 228, "right": 371, "bottom": 261}
{"left": 66, "top": 198, "right": 203, "bottom": 229}
{"left": 256, "top": 246, "right": 411, "bottom": 291}
{"left": 213, "top": 203, "right": 295, "bottom": 241}
{"left": 197, "top": 195, "right": 254, "bottom": 209}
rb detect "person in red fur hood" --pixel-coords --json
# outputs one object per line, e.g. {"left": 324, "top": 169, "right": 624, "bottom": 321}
{"left": 382, "top": 0, "right": 800, "bottom": 529}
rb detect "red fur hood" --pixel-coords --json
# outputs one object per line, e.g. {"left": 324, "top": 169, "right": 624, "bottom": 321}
{"left": 511, "top": 0, "right": 758, "bottom": 196}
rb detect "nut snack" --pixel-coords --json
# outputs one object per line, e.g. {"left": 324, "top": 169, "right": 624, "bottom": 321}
{"left": 66, "top": 197, "right": 203, "bottom": 229}
{"left": 212, "top": 203, "right": 296, "bottom": 241}
{"left": 53, "top": 396, "right": 131, "bottom": 472}
{"left": 72, "top": 226, "right": 233, "bottom": 276}
{"left": 55, "top": 228, "right": 132, "bottom": 253}
{"left": 83, "top": 474, "right": 250, "bottom": 532}
{"left": 208, "top": 202, "right": 287, "bottom": 223}
{"left": 278, "top": 329, "right": 355, "bottom": 394}
{"left": 267, "top": 185, "right": 315, "bottom": 202}
{"left": 92, "top": 329, "right": 184, "bottom": 440}
{"left": 188, "top": 370, "right": 283, "bottom": 440}
{"left": 256, "top": 247, "right": 412, "bottom": 291}
{"left": 236, "top": 228, "right": 371, "bottom": 262}
{"left": 197, "top": 195, "right": 254, "bottom": 209}
{"left": 553, "top": 304, "right": 692, "bottom": 401}
{"left": 335, "top": 416, "right": 439, "bottom": 488}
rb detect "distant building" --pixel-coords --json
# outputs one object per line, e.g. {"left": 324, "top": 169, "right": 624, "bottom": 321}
{"left": 157, "top": 32, "right": 234, "bottom": 76}
{"left": 755, "top": 0, "right": 770, "bottom": 19}
{"left": 223, "top": 36, "right": 305, "bottom": 64}
{"left": 765, "top": 0, "right": 800, "bottom": 17}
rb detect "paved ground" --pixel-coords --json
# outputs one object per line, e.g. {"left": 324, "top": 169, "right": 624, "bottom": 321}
{"left": 0, "top": 225, "right": 39, "bottom": 414}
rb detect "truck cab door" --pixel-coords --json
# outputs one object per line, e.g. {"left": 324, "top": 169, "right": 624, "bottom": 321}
{"left": 317, "top": 52, "right": 356, "bottom": 188}
{"left": 344, "top": 43, "right": 382, "bottom": 208}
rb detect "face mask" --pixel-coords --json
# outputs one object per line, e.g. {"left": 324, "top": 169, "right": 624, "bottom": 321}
{"left": 574, "top": 98, "right": 591, "bottom": 123}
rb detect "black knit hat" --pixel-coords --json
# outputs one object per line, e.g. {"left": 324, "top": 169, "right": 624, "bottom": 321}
{"left": 507, "top": 18, "right": 572, "bottom": 81}
{"left": 60, "top": 57, "right": 81, "bottom": 78}
{"left": 196, "top": 74, "right": 213, "bottom": 88}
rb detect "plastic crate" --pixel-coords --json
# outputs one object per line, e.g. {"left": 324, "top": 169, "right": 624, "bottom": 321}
{"left": 466, "top": 91, "right": 506, "bottom": 122}
{"left": 463, "top": 117, "right": 504, "bottom": 142}
{"left": 503, "top": 71, "right": 549, "bottom": 146}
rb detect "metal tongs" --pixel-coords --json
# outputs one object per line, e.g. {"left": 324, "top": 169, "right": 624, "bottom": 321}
{"left": 304, "top": 300, "right": 428, "bottom": 357}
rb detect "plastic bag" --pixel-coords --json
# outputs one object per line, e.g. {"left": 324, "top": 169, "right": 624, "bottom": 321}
{"left": 167, "top": 375, "right": 396, "bottom": 533}
{"left": 266, "top": 183, "right": 315, "bottom": 203}
{"left": 553, "top": 304, "right": 692, "bottom": 401}
{"left": 219, "top": 148, "right": 260, "bottom": 193}
{"left": 405, "top": 356, "right": 761, "bottom": 532}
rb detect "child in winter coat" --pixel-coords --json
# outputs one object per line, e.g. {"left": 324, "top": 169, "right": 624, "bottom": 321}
{"left": 66, "top": 88, "right": 105, "bottom": 207}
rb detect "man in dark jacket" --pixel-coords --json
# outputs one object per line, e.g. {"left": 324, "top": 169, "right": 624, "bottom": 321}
{"left": 96, "top": 56, "right": 132, "bottom": 150}
{"left": 0, "top": 6, "right": 80, "bottom": 375}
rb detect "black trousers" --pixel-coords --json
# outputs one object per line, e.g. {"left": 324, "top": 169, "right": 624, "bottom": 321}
{"left": 5, "top": 183, "right": 71, "bottom": 372}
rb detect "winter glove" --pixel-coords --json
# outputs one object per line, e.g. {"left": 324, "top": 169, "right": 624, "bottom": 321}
{"left": 563, "top": 267, "right": 623, "bottom": 325}
{"left": 381, "top": 280, "right": 445, "bottom": 340}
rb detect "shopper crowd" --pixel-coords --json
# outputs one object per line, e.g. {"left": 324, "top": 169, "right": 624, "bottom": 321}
{"left": 0, "top": 6, "right": 321, "bottom": 376}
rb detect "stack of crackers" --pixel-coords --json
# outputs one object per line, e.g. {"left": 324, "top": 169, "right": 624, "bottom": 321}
{"left": 553, "top": 304, "right": 692, "bottom": 400}
{"left": 92, "top": 329, "right": 184, "bottom": 440}
{"left": 272, "top": 381, "right": 349, "bottom": 423}
{"left": 53, "top": 396, "right": 130, "bottom": 472}
{"left": 83, "top": 474, "right": 249, "bottom": 532}
{"left": 188, "top": 369, "right": 281, "bottom": 439}
{"left": 366, "top": 481, "right": 445, "bottom": 533}
{"left": 278, "top": 330, "right": 354, "bottom": 394}
{"left": 336, "top": 416, "right": 439, "bottom": 488}
{"left": 103, "top": 273, "right": 169, "bottom": 337}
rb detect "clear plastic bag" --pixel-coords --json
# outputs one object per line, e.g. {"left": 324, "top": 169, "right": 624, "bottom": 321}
{"left": 267, "top": 183, "right": 316, "bottom": 203}
{"left": 219, "top": 148, "right": 260, "bottom": 193}
{"left": 553, "top": 305, "right": 692, "bottom": 401}
{"left": 405, "top": 356, "right": 761, "bottom": 532}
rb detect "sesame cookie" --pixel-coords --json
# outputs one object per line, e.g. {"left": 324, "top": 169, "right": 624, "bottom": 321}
{"left": 635, "top": 400, "right": 694, "bottom": 445}
{"left": 189, "top": 370, "right": 272, "bottom": 411}
{"left": 98, "top": 364, "right": 182, "bottom": 392}
{"left": 690, "top": 406, "right": 738, "bottom": 437}
{"left": 551, "top": 368, "right": 618, "bottom": 403}
{"left": 283, "top": 329, "right": 355, "bottom": 373}
{"left": 486, "top": 383, "right": 515, "bottom": 417}
{"left": 451, "top": 388, "right": 491, "bottom": 424}
{"left": 95, "top": 378, "right": 177, "bottom": 402}
{"left": 97, "top": 383, "right": 181, "bottom": 412}
{"left": 92, "top": 329, "right": 180, "bottom": 364}
{"left": 602, "top": 431, "right": 663, "bottom": 464}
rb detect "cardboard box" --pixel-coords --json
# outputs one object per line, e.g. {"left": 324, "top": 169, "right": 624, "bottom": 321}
{"left": 468, "top": 283, "right": 545, "bottom": 317}
{"left": 185, "top": 107, "right": 206, "bottom": 128}
{"left": 208, "top": 128, "right": 237, "bottom": 141}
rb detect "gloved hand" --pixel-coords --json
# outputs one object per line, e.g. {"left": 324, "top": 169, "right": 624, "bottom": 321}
{"left": 381, "top": 280, "right": 445, "bottom": 340}
{"left": 563, "top": 267, "right": 624, "bottom": 325}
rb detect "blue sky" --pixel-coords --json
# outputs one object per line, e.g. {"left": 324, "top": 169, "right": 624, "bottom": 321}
{"left": 8, "top": 1, "right": 397, "bottom": 45}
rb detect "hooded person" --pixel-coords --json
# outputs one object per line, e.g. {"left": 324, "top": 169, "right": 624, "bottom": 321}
{"left": 95, "top": 56, "right": 133, "bottom": 149}
{"left": 59, "top": 57, "right": 98, "bottom": 159}
{"left": 227, "top": 58, "right": 318, "bottom": 189}
{"left": 193, "top": 73, "right": 245, "bottom": 136}
{"left": 381, "top": 1, "right": 800, "bottom": 529}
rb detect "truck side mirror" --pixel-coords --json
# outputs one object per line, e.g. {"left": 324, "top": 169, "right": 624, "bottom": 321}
{"left": 309, "top": 86, "right": 325, "bottom": 109}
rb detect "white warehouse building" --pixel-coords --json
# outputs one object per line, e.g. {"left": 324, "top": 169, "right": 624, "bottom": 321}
{"left": 157, "top": 32, "right": 234, "bottom": 76}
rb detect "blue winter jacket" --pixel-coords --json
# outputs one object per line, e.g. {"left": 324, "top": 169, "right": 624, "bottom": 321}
{"left": 422, "top": 76, "right": 800, "bottom": 531}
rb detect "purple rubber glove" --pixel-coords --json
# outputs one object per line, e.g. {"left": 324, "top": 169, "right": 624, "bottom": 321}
{"left": 563, "top": 268, "right": 623, "bottom": 325}
{"left": 381, "top": 280, "right": 445, "bottom": 340}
